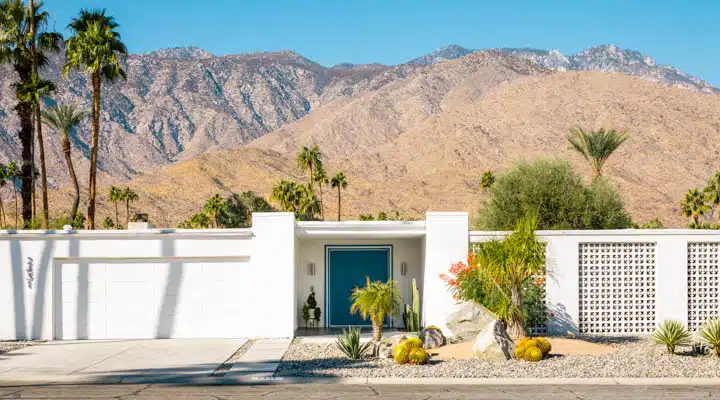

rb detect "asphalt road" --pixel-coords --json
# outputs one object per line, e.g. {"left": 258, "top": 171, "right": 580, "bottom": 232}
{"left": 0, "top": 384, "right": 719, "bottom": 399}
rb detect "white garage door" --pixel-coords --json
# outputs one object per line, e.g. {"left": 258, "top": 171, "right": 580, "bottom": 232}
{"left": 54, "top": 257, "right": 253, "bottom": 339}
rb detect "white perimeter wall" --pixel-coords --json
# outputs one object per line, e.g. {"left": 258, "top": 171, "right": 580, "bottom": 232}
{"left": 470, "top": 229, "right": 720, "bottom": 335}
{"left": 0, "top": 212, "right": 297, "bottom": 340}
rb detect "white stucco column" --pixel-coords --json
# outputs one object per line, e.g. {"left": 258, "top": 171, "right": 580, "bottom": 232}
{"left": 423, "top": 212, "right": 468, "bottom": 336}
{"left": 251, "top": 212, "right": 296, "bottom": 337}
{"left": 655, "top": 236, "right": 689, "bottom": 325}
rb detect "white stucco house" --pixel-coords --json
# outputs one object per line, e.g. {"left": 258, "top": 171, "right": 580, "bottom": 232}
{"left": 1, "top": 211, "right": 717, "bottom": 340}
{"left": 0, "top": 212, "right": 467, "bottom": 340}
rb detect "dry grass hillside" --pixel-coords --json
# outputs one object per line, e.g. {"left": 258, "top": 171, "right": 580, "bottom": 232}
{"left": 44, "top": 55, "right": 720, "bottom": 228}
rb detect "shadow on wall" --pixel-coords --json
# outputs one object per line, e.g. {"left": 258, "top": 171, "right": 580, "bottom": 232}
{"left": 8, "top": 236, "right": 189, "bottom": 340}
{"left": 547, "top": 303, "right": 576, "bottom": 335}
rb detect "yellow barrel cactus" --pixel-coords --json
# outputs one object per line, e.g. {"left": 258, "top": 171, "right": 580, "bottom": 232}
{"left": 523, "top": 346, "right": 543, "bottom": 362}
{"left": 535, "top": 337, "right": 552, "bottom": 357}
{"left": 393, "top": 344, "right": 410, "bottom": 364}
{"left": 403, "top": 337, "right": 423, "bottom": 350}
{"left": 408, "top": 347, "right": 429, "bottom": 365}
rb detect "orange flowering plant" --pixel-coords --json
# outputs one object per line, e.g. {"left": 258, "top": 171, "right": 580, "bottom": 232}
{"left": 441, "top": 215, "right": 548, "bottom": 338}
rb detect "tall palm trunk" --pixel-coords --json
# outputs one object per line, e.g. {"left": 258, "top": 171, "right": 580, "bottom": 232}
{"left": 87, "top": 71, "right": 101, "bottom": 229}
{"left": 507, "top": 287, "right": 526, "bottom": 339}
{"left": 113, "top": 201, "right": 119, "bottom": 228}
{"left": 337, "top": 187, "right": 341, "bottom": 221}
{"left": 13, "top": 181, "right": 18, "bottom": 229}
{"left": 17, "top": 98, "right": 33, "bottom": 226}
{"left": 125, "top": 199, "right": 130, "bottom": 227}
{"left": 318, "top": 182, "right": 324, "bottom": 220}
{"left": 62, "top": 136, "right": 80, "bottom": 222}
{"left": 35, "top": 103, "right": 49, "bottom": 228}
{"left": 0, "top": 197, "right": 5, "bottom": 227}
{"left": 372, "top": 318, "right": 383, "bottom": 356}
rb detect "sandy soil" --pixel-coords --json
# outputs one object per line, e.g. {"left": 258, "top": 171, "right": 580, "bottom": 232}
{"left": 431, "top": 338, "right": 614, "bottom": 360}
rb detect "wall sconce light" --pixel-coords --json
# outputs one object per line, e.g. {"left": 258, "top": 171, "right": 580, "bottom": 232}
{"left": 401, "top": 262, "right": 407, "bottom": 276}
{"left": 307, "top": 262, "right": 316, "bottom": 276}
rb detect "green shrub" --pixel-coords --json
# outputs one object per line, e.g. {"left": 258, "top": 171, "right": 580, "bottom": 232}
{"left": 335, "top": 327, "right": 372, "bottom": 360}
{"left": 474, "top": 159, "right": 631, "bottom": 230}
{"left": 653, "top": 320, "right": 691, "bottom": 354}
{"left": 699, "top": 318, "right": 720, "bottom": 357}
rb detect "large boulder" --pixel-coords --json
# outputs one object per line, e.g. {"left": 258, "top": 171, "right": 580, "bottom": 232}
{"left": 420, "top": 327, "right": 446, "bottom": 349}
{"left": 445, "top": 301, "right": 496, "bottom": 340}
{"left": 472, "top": 320, "right": 516, "bottom": 361}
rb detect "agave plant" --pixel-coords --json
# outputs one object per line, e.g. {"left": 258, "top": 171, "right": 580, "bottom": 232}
{"left": 653, "top": 320, "right": 691, "bottom": 354}
{"left": 335, "top": 326, "right": 372, "bottom": 360}
{"left": 699, "top": 318, "right": 720, "bottom": 357}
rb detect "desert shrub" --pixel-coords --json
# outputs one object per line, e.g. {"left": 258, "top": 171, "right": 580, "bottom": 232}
{"left": 443, "top": 216, "right": 546, "bottom": 337}
{"left": 637, "top": 217, "right": 664, "bottom": 229}
{"left": 653, "top": 320, "right": 691, "bottom": 354}
{"left": 699, "top": 318, "right": 720, "bottom": 357}
{"left": 335, "top": 327, "right": 372, "bottom": 360}
{"left": 475, "top": 159, "right": 631, "bottom": 230}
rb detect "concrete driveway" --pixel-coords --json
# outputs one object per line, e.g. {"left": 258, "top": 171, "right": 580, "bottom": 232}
{"left": 0, "top": 339, "right": 245, "bottom": 383}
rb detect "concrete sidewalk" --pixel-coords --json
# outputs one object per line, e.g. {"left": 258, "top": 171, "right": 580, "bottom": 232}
{"left": 0, "top": 339, "right": 245, "bottom": 382}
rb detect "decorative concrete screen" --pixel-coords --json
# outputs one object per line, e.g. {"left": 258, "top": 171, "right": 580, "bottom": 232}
{"left": 578, "top": 242, "right": 656, "bottom": 334}
{"left": 688, "top": 242, "right": 720, "bottom": 331}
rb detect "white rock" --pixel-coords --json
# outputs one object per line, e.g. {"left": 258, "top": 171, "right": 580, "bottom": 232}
{"left": 445, "top": 301, "right": 496, "bottom": 340}
{"left": 472, "top": 320, "right": 516, "bottom": 361}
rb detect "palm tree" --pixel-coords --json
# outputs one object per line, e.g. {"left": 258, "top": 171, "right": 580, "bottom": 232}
{"left": 681, "top": 188, "right": 710, "bottom": 226}
{"left": 102, "top": 216, "right": 114, "bottom": 230}
{"left": 6, "top": 161, "right": 19, "bottom": 228}
{"left": 108, "top": 186, "right": 122, "bottom": 228}
{"left": 480, "top": 170, "right": 495, "bottom": 192}
{"left": 704, "top": 172, "right": 720, "bottom": 220}
{"left": 42, "top": 104, "right": 88, "bottom": 223}
{"left": 313, "top": 165, "right": 328, "bottom": 220}
{"left": 297, "top": 145, "right": 322, "bottom": 189}
{"left": 16, "top": 73, "right": 54, "bottom": 227}
{"left": 271, "top": 180, "right": 299, "bottom": 212}
{"left": 0, "top": 165, "right": 7, "bottom": 227}
{"left": 122, "top": 187, "right": 138, "bottom": 227}
{"left": 63, "top": 9, "right": 128, "bottom": 229}
{"left": 350, "top": 279, "right": 402, "bottom": 355}
{"left": 203, "top": 194, "right": 226, "bottom": 228}
{"left": 567, "top": 127, "right": 629, "bottom": 178}
{"left": 473, "top": 215, "right": 546, "bottom": 338}
{"left": 295, "top": 184, "right": 320, "bottom": 221}
{"left": 330, "top": 172, "right": 348, "bottom": 221}
{"left": 0, "top": 0, "right": 61, "bottom": 226}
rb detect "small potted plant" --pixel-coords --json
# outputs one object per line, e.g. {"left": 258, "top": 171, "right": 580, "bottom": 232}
{"left": 306, "top": 287, "right": 321, "bottom": 328}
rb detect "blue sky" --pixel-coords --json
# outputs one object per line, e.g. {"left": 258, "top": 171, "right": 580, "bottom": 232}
{"left": 46, "top": 0, "right": 720, "bottom": 85}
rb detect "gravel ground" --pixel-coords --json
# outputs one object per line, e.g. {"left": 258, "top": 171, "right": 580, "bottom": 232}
{"left": 0, "top": 341, "right": 38, "bottom": 355}
{"left": 277, "top": 336, "right": 720, "bottom": 378}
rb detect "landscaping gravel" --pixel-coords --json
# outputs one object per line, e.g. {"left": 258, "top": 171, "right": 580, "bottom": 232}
{"left": 0, "top": 341, "right": 37, "bottom": 355}
{"left": 277, "top": 336, "right": 720, "bottom": 378}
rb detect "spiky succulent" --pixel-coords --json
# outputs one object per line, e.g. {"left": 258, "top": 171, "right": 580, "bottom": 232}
{"left": 653, "top": 320, "right": 691, "bottom": 354}
{"left": 403, "top": 337, "right": 423, "bottom": 350}
{"left": 523, "top": 346, "right": 543, "bottom": 362}
{"left": 535, "top": 337, "right": 552, "bottom": 357}
{"left": 699, "top": 318, "right": 720, "bottom": 357}
{"left": 514, "top": 346, "right": 526, "bottom": 360}
{"left": 408, "top": 348, "right": 429, "bottom": 365}
{"left": 393, "top": 344, "right": 410, "bottom": 364}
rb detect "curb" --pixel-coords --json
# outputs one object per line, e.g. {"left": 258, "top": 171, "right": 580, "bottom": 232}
{"left": 2, "top": 375, "right": 720, "bottom": 386}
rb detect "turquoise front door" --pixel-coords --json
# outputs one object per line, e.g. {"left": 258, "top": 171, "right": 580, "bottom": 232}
{"left": 326, "top": 246, "right": 391, "bottom": 327}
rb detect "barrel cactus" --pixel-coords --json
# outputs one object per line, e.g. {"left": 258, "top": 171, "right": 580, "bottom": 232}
{"left": 535, "top": 337, "right": 552, "bottom": 357}
{"left": 408, "top": 347, "right": 429, "bottom": 365}
{"left": 514, "top": 346, "right": 526, "bottom": 360}
{"left": 523, "top": 339, "right": 539, "bottom": 349}
{"left": 403, "top": 337, "right": 423, "bottom": 350}
{"left": 393, "top": 344, "right": 410, "bottom": 364}
{"left": 523, "top": 346, "right": 543, "bottom": 362}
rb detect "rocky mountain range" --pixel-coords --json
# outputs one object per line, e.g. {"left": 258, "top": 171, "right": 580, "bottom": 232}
{"left": 411, "top": 44, "right": 719, "bottom": 94}
{"left": 1, "top": 44, "right": 719, "bottom": 227}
